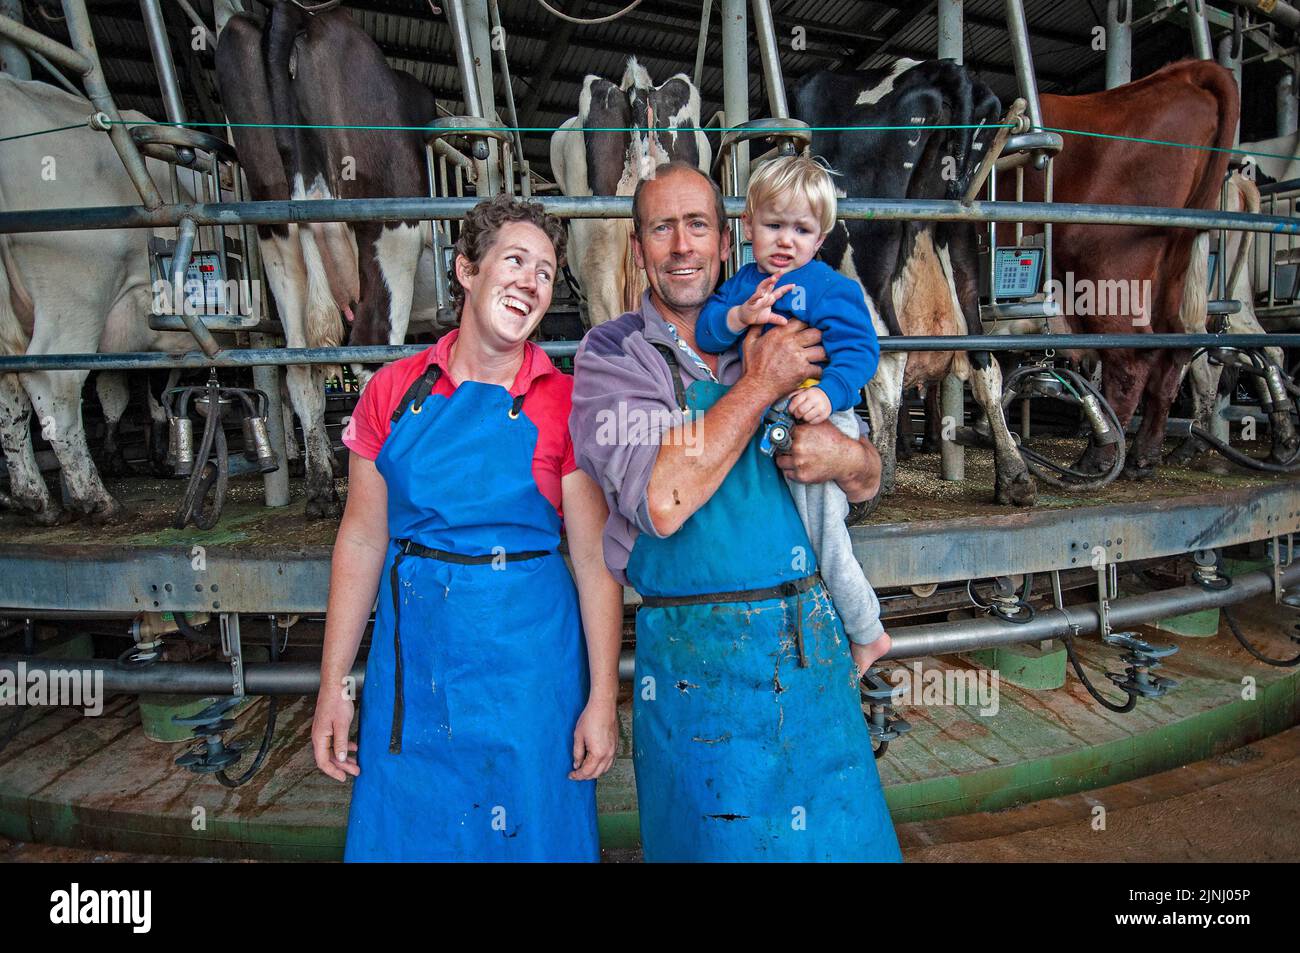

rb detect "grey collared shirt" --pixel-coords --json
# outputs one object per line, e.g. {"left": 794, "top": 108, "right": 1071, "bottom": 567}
{"left": 569, "top": 292, "right": 746, "bottom": 585}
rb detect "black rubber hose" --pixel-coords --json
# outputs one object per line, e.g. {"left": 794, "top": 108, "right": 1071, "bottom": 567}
{"left": 873, "top": 737, "right": 889, "bottom": 760}
{"left": 1221, "top": 606, "right": 1300, "bottom": 667}
{"left": 1001, "top": 365, "right": 1125, "bottom": 490}
{"left": 173, "top": 386, "right": 222, "bottom": 529}
{"left": 1187, "top": 424, "right": 1300, "bottom": 473}
{"left": 1171, "top": 348, "right": 1300, "bottom": 470}
{"left": 215, "top": 618, "right": 281, "bottom": 788}
{"left": 1061, "top": 634, "right": 1137, "bottom": 713}
{"left": 174, "top": 612, "right": 219, "bottom": 644}
{"left": 190, "top": 425, "right": 229, "bottom": 531}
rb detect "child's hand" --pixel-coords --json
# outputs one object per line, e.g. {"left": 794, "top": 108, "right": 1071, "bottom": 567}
{"left": 787, "top": 386, "right": 832, "bottom": 425}
{"left": 725, "top": 274, "right": 796, "bottom": 334}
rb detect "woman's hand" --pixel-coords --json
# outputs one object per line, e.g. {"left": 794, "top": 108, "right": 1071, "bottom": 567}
{"left": 311, "top": 685, "right": 359, "bottom": 782}
{"left": 850, "top": 632, "right": 892, "bottom": 679}
{"left": 569, "top": 696, "right": 619, "bottom": 781}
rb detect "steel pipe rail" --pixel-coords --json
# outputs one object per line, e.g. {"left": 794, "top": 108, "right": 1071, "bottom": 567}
{"left": 887, "top": 559, "right": 1300, "bottom": 659}
{"left": 1, "top": 333, "right": 1297, "bottom": 374}
{"left": 1222, "top": 0, "right": 1300, "bottom": 31}
{"left": 0, "top": 657, "right": 361, "bottom": 695}
{"left": 3, "top": 196, "right": 1300, "bottom": 236}
{"left": 0, "top": 10, "right": 91, "bottom": 74}
{"left": 5, "top": 559, "right": 1295, "bottom": 693}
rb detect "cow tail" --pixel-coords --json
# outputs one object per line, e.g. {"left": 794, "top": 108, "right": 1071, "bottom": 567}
{"left": 622, "top": 219, "right": 645, "bottom": 315}
{"left": 1225, "top": 172, "right": 1259, "bottom": 294}
{"left": 1178, "top": 62, "right": 1241, "bottom": 334}
{"left": 263, "top": 0, "right": 304, "bottom": 171}
{"left": 0, "top": 236, "right": 33, "bottom": 356}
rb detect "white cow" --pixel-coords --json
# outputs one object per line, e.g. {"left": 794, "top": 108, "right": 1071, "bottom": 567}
{"left": 551, "top": 58, "right": 711, "bottom": 326}
{"left": 0, "top": 74, "right": 222, "bottom": 523}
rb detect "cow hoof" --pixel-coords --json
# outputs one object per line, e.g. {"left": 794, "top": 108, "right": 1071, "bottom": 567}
{"left": 1272, "top": 441, "right": 1300, "bottom": 465}
{"left": 1165, "top": 441, "right": 1200, "bottom": 467}
{"left": 95, "top": 450, "right": 132, "bottom": 479}
{"left": 83, "top": 500, "right": 128, "bottom": 525}
{"left": 25, "top": 505, "right": 66, "bottom": 527}
{"left": 306, "top": 494, "right": 343, "bottom": 520}
{"left": 996, "top": 472, "right": 1037, "bottom": 507}
{"left": 1121, "top": 463, "right": 1157, "bottom": 481}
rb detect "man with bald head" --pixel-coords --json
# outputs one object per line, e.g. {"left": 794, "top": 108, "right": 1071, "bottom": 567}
{"left": 569, "top": 161, "right": 901, "bottom": 862}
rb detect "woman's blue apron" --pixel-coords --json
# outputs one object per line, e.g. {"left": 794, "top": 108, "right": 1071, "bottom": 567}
{"left": 344, "top": 362, "right": 599, "bottom": 862}
{"left": 626, "top": 362, "right": 901, "bottom": 862}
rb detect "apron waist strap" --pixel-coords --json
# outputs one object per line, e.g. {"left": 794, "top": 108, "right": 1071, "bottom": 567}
{"left": 638, "top": 574, "right": 820, "bottom": 609}
{"left": 395, "top": 538, "right": 554, "bottom": 564}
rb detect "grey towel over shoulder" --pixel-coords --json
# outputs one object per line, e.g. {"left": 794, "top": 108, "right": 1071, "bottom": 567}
{"left": 784, "top": 410, "right": 885, "bottom": 645}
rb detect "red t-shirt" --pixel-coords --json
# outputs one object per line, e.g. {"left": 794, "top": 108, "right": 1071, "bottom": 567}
{"left": 342, "top": 329, "right": 577, "bottom": 518}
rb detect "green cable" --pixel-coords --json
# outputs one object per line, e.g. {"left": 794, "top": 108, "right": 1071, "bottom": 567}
{"left": 1049, "top": 368, "right": 1083, "bottom": 402}
{"left": 98, "top": 119, "right": 1017, "bottom": 134}
{"left": 1041, "top": 125, "right": 1300, "bottom": 164}
{"left": 0, "top": 121, "right": 92, "bottom": 145}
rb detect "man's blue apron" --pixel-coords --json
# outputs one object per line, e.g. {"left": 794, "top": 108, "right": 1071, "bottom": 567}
{"left": 344, "top": 362, "right": 599, "bottom": 862}
{"left": 626, "top": 352, "right": 901, "bottom": 862}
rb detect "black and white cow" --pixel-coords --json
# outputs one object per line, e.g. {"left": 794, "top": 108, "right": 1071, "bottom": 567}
{"left": 215, "top": 2, "right": 437, "bottom": 517}
{"left": 550, "top": 58, "right": 711, "bottom": 325}
{"left": 791, "top": 58, "right": 1035, "bottom": 506}
{"left": 1173, "top": 170, "right": 1298, "bottom": 465}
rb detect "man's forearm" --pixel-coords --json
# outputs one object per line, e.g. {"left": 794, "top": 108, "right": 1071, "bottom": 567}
{"left": 646, "top": 374, "right": 770, "bottom": 536}
{"left": 837, "top": 435, "right": 881, "bottom": 503}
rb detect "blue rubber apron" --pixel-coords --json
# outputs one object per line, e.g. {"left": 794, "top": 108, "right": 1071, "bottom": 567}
{"left": 344, "top": 362, "right": 598, "bottom": 862}
{"left": 627, "top": 349, "right": 901, "bottom": 862}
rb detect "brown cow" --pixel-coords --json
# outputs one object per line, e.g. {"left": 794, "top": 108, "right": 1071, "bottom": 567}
{"left": 1010, "top": 59, "right": 1239, "bottom": 478}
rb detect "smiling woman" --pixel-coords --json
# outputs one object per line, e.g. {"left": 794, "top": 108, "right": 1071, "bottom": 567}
{"left": 312, "top": 194, "right": 625, "bottom": 862}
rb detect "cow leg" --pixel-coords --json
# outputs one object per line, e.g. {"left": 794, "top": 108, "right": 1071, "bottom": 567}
{"left": 146, "top": 370, "right": 180, "bottom": 476}
{"left": 0, "top": 372, "right": 57, "bottom": 523}
{"left": 280, "top": 373, "right": 302, "bottom": 474}
{"left": 347, "top": 220, "right": 420, "bottom": 349}
{"left": 1167, "top": 350, "right": 1220, "bottom": 466}
{"left": 1130, "top": 351, "right": 1188, "bottom": 476}
{"left": 1075, "top": 352, "right": 1152, "bottom": 475}
{"left": 284, "top": 363, "right": 339, "bottom": 518}
{"left": 23, "top": 367, "right": 122, "bottom": 523}
{"left": 967, "top": 351, "right": 1036, "bottom": 506}
{"left": 865, "top": 352, "right": 906, "bottom": 495}
{"left": 896, "top": 387, "right": 916, "bottom": 461}
{"left": 922, "top": 384, "right": 943, "bottom": 453}
{"left": 262, "top": 226, "right": 339, "bottom": 514}
{"left": 94, "top": 372, "right": 132, "bottom": 477}
{"left": 1261, "top": 346, "right": 1300, "bottom": 463}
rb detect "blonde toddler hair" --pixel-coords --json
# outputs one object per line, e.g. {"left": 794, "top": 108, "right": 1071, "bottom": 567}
{"left": 744, "top": 154, "right": 839, "bottom": 236}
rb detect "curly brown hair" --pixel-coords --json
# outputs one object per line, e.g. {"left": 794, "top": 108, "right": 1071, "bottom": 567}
{"left": 449, "top": 193, "right": 568, "bottom": 319}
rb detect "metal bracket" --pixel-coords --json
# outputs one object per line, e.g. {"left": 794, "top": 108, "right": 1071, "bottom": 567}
{"left": 713, "top": 117, "right": 812, "bottom": 176}
{"left": 1095, "top": 561, "right": 1118, "bottom": 638}
{"left": 218, "top": 612, "right": 245, "bottom": 698}
{"left": 1272, "top": 533, "right": 1294, "bottom": 603}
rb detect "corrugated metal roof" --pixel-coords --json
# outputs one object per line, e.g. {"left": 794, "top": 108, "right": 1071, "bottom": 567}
{"left": 8, "top": 1, "right": 1292, "bottom": 175}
